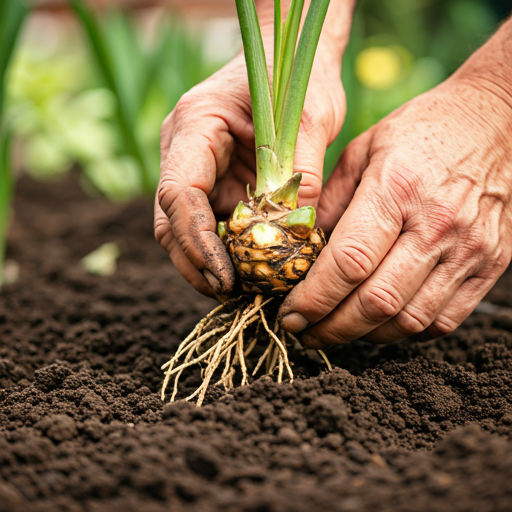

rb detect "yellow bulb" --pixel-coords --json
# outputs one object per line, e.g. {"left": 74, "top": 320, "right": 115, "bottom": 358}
{"left": 355, "top": 47, "right": 403, "bottom": 90}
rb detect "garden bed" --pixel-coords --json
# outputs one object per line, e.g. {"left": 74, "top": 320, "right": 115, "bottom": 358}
{"left": 1, "top": 174, "right": 512, "bottom": 512}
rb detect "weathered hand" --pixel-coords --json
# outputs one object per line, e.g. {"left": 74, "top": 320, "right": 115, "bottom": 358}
{"left": 155, "top": 50, "right": 345, "bottom": 297}
{"left": 280, "top": 73, "right": 512, "bottom": 346}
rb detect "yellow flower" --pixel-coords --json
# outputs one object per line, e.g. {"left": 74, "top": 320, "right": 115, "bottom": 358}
{"left": 356, "top": 46, "right": 405, "bottom": 90}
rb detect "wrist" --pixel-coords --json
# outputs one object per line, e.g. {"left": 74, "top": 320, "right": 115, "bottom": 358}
{"left": 451, "top": 17, "right": 512, "bottom": 112}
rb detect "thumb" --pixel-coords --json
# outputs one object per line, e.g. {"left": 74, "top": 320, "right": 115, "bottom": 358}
{"left": 317, "top": 128, "right": 375, "bottom": 235}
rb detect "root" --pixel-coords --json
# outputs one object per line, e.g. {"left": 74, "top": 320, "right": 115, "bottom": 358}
{"left": 161, "top": 294, "right": 332, "bottom": 406}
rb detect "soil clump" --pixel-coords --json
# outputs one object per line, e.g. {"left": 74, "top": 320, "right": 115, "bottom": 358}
{"left": 1, "top": 174, "right": 512, "bottom": 511}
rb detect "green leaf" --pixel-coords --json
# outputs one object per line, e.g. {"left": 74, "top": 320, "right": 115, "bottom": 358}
{"left": 235, "top": 0, "right": 276, "bottom": 194}
{"left": 0, "top": 0, "right": 28, "bottom": 123}
{"left": 70, "top": 0, "right": 153, "bottom": 194}
{"left": 280, "top": 205, "right": 316, "bottom": 231}
{"left": 268, "top": 172, "right": 301, "bottom": 209}
{"left": 274, "top": 0, "right": 331, "bottom": 176}
{"left": 273, "top": 0, "right": 282, "bottom": 110}
{"left": 0, "top": 130, "right": 13, "bottom": 285}
{"left": 274, "top": 0, "right": 305, "bottom": 129}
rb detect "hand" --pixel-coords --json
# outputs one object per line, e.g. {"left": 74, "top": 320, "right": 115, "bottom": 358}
{"left": 279, "top": 74, "right": 512, "bottom": 346}
{"left": 155, "top": 50, "right": 345, "bottom": 298}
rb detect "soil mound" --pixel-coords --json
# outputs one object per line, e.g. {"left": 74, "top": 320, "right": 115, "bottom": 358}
{"left": 1, "top": 175, "right": 512, "bottom": 511}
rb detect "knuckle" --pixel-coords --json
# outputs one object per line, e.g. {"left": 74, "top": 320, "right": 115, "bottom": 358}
{"left": 173, "top": 91, "right": 197, "bottom": 118}
{"left": 431, "top": 314, "right": 459, "bottom": 336}
{"left": 157, "top": 178, "right": 179, "bottom": 215}
{"left": 299, "top": 288, "right": 337, "bottom": 319}
{"left": 383, "top": 165, "right": 423, "bottom": 206}
{"left": 297, "top": 171, "right": 322, "bottom": 202}
{"left": 311, "top": 325, "right": 349, "bottom": 346}
{"left": 358, "top": 286, "right": 402, "bottom": 323}
{"left": 494, "top": 248, "right": 511, "bottom": 273}
{"left": 154, "top": 218, "right": 170, "bottom": 244}
{"left": 394, "top": 305, "right": 431, "bottom": 335}
{"left": 423, "top": 202, "right": 460, "bottom": 242}
{"left": 330, "top": 243, "right": 375, "bottom": 286}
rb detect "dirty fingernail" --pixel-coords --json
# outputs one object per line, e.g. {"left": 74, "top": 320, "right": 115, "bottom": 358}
{"left": 280, "top": 312, "right": 309, "bottom": 333}
{"left": 301, "top": 333, "right": 326, "bottom": 350}
{"left": 203, "top": 269, "right": 221, "bottom": 292}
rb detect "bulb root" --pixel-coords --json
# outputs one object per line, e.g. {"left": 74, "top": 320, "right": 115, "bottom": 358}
{"left": 161, "top": 294, "right": 331, "bottom": 406}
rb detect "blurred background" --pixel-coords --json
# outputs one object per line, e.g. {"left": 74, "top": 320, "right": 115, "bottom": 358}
{"left": 0, "top": 0, "right": 510, "bottom": 203}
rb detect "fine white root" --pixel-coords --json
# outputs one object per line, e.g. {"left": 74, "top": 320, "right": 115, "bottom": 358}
{"left": 161, "top": 294, "right": 333, "bottom": 406}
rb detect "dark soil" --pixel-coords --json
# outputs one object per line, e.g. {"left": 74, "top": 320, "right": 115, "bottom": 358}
{"left": 2, "top": 174, "right": 512, "bottom": 512}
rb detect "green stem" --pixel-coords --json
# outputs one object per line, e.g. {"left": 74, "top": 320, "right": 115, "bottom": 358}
{"left": 0, "top": 0, "right": 28, "bottom": 126}
{"left": 235, "top": 0, "right": 276, "bottom": 196}
{"left": 0, "top": 0, "right": 28, "bottom": 286}
{"left": 70, "top": 0, "right": 153, "bottom": 195}
{"left": 274, "top": 0, "right": 304, "bottom": 130}
{"left": 272, "top": 0, "right": 282, "bottom": 111}
{"left": 274, "top": 0, "right": 330, "bottom": 175}
{"left": 0, "top": 131, "right": 12, "bottom": 286}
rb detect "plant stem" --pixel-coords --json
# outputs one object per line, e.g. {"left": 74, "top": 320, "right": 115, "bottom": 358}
{"left": 274, "top": 0, "right": 330, "bottom": 176}
{"left": 274, "top": 0, "right": 304, "bottom": 130}
{"left": 0, "top": 0, "right": 28, "bottom": 125}
{"left": 235, "top": 0, "right": 277, "bottom": 196}
{"left": 0, "top": 131, "right": 12, "bottom": 286}
{"left": 272, "top": 0, "right": 282, "bottom": 112}
{"left": 0, "top": 0, "right": 28, "bottom": 286}
{"left": 70, "top": 0, "right": 154, "bottom": 195}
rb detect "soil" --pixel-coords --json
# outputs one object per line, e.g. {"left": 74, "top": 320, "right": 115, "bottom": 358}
{"left": 2, "top": 174, "right": 512, "bottom": 512}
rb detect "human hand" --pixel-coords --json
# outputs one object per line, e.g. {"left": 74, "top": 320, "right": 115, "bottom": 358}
{"left": 155, "top": 45, "right": 345, "bottom": 298}
{"left": 279, "top": 73, "right": 512, "bottom": 346}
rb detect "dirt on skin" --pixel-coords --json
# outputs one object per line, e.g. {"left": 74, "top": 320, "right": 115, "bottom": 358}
{"left": 1, "top": 174, "right": 512, "bottom": 512}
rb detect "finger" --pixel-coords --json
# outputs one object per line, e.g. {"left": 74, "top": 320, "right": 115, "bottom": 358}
{"left": 167, "top": 187, "right": 235, "bottom": 294}
{"left": 209, "top": 159, "right": 255, "bottom": 219}
{"left": 363, "top": 261, "right": 471, "bottom": 343}
{"left": 168, "top": 236, "right": 217, "bottom": 299}
{"left": 429, "top": 275, "right": 498, "bottom": 337}
{"left": 279, "top": 166, "right": 403, "bottom": 329}
{"left": 294, "top": 121, "right": 330, "bottom": 209}
{"left": 158, "top": 115, "right": 236, "bottom": 293}
{"left": 154, "top": 198, "right": 216, "bottom": 298}
{"left": 300, "top": 233, "right": 440, "bottom": 346}
{"left": 317, "top": 129, "right": 375, "bottom": 234}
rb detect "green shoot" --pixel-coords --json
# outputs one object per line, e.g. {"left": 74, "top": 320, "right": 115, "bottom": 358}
{"left": 274, "top": 0, "right": 331, "bottom": 176}
{"left": 0, "top": 130, "right": 12, "bottom": 285}
{"left": 0, "top": 0, "right": 28, "bottom": 287}
{"left": 0, "top": 0, "right": 28, "bottom": 122}
{"left": 235, "top": 0, "right": 275, "bottom": 150}
{"left": 273, "top": 0, "right": 304, "bottom": 130}
{"left": 70, "top": 0, "right": 153, "bottom": 194}
{"left": 272, "top": 0, "right": 282, "bottom": 112}
{"left": 236, "top": 0, "right": 330, "bottom": 197}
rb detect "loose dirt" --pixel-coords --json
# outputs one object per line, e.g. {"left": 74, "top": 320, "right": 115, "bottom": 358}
{"left": 1, "top": 174, "right": 512, "bottom": 512}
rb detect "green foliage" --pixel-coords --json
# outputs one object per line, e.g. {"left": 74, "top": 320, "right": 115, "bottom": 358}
{"left": 4, "top": 0, "right": 501, "bottom": 201}
{"left": 323, "top": 0, "right": 499, "bottom": 178}
{"left": 7, "top": 6, "right": 223, "bottom": 202}
{"left": 0, "top": 0, "right": 28, "bottom": 286}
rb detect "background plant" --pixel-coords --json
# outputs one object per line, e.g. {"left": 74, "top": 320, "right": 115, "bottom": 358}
{"left": 0, "top": 0, "right": 28, "bottom": 286}
{"left": 4, "top": 0, "right": 504, "bottom": 201}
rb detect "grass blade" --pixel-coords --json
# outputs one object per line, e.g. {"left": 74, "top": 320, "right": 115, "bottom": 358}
{"left": 272, "top": 0, "right": 282, "bottom": 110}
{"left": 70, "top": 0, "right": 154, "bottom": 194}
{"left": 235, "top": 0, "right": 275, "bottom": 151}
{"left": 0, "top": 0, "right": 28, "bottom": 286}
{"left": 235, "top": 0, "right": 278, "bottom": 196}
{"left": 274, "top": 0, "right": 304, "bottom": 129}
{"left": 0, "top": 130, "right": 13, "bottom": 285}
{"left": 275, "top": 0, "right": 330, "bottom": 174}
{"left": 0, "top": 0, "right": 29, "bottom": 122}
